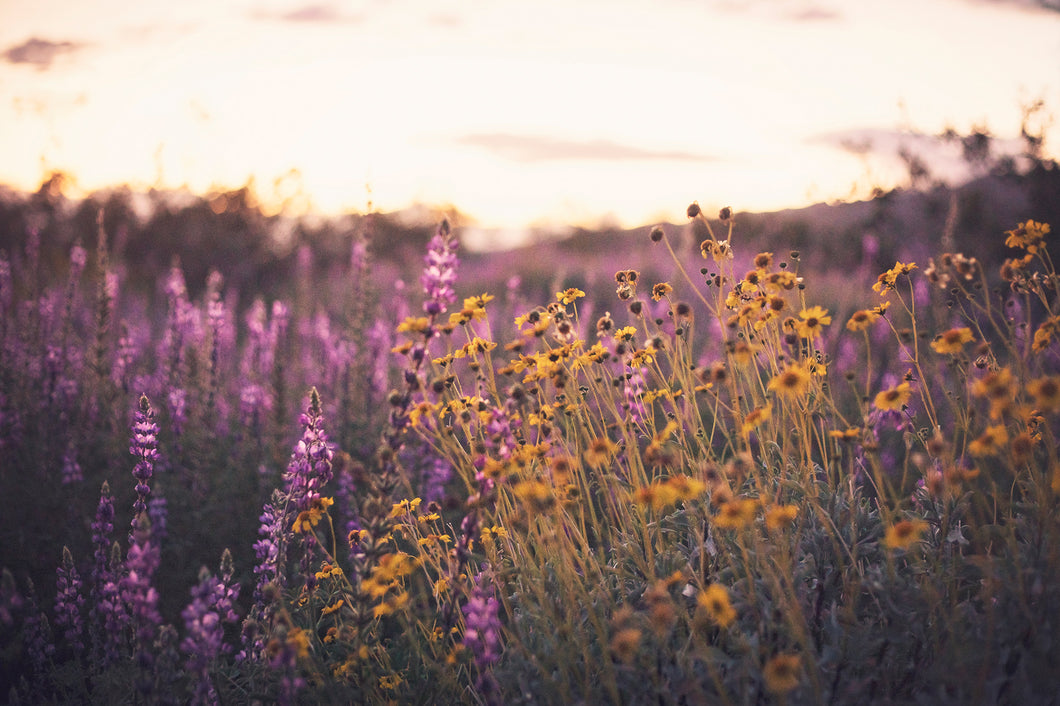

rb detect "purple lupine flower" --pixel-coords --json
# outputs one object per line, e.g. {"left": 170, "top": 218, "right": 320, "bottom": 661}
{"left": 113, "top": 321, "right": 138, "bottom": 392}
{"left": 420, "top": 218, "right": 459, "bottom": 316}
{"left": 252, "top": 494, "right": 286, "bottom": 606}
{"left": 23, "top": 578, "right": 55, "bottom": 677}
{"left": 160, "top": 264, "right": 192, "bottom": 377}
{"left": 243, "top": 492, "right": 285, "bottom": 662}
{"left": 181, "top": 550, "right": 240, "bottom": 706}
{"left": 61, "top": 439, "right": 82, "bottom": 485}
{"left": 54, "top": 546, "right": 85, "bottom": 655}
{"left": 462, "top": 569, "right": 503, "bottom": 698}
{"left": 69, "top": 242, "right": 88, "bottom": 276}
{"left": 122, "top": 513, "right": 162, "bottom": 694}
{"left": 89, "top": 481, "right": 127, "bottom": 663}
{"left": 239, "top": 383, "right": 273, "bottom": 430}
{"left": 153, "top": 624, "right": 183, "bottom": 706}
{"left": 96, "top": 542, "right": 128, "bottom": 665}
{"left": 244, "top": 298, "right": 269, "bottom": 374}
{"left": 269, "top": 631, "right": 306, "bottom": 706}
{"left": 282, "top": 388, "right": 334, "bottom": 591}
{"left": 419, "top": 450, "right": 453, "bottom": 504}
{"left": 168, "top": 387, "right": 187, "bottom": 437}
{"left": 130, "top": 394, "right": 159, "bottom": 523}
{"left": 90, "top": 482, "right": 115, "bottom": 587}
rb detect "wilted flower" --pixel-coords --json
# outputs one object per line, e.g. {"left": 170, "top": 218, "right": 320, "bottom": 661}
{"left": 764, "top": 653, "right": 801, "bottom": 694}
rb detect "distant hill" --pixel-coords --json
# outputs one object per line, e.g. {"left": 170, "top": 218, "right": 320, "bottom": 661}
{"left": 0, "top": 162, "right": 1056, "bottom": 319}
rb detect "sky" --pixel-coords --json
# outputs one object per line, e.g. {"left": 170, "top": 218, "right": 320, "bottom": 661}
{"left": 1, "top": 0, "right": 1058, "bottom": 240}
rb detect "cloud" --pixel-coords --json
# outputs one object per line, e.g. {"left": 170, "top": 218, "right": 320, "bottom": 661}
{"left": 2, "top": 38, "right": 84, "bottom": 70}
{"left": 456, "top": 133, "right": 713, "bottom": 163}
{"left": 785, "top": 6, "right": 842, "bottom": 21}
{"left": 255, "top": 3, "right": 363, "bottom": 23}
{"left": 710, "top": 0, "right": 843, "bottom": 21}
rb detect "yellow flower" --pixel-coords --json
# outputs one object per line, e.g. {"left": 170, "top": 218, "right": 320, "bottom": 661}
{"left": 765, "top": 504, "right": 799, "bottom": 531}
{"left": 797, "top": 306, "right": 831, "bottom": 340}
{"left": 372, "top": 591, "right": 409, "bottom": 618}
{"left": 396, "top": 316, "right": 430, "bottom": 333}
{"left": 1033, "top": 316, "right": 1060, "bottom": 353}
{"left": 884, "top": 519, "right": 928, "bottom": 550}
{"left": 556, "top": 287, "right": 586, "bottom": 305}
{"left": 764, "top": 653, "right": 801, "bottom": 694}
{"left": 1028, "top": 375, "right": 1060, "bottom": 414}
{"left": 513, "top": 480, "right": 555, "bottom": 511}
{"left": 829, "top": 427, "right": 862, "bottom": 443}
{"left": 634, "top": 481, "right": 678, "bottom": 511}
{"left": 321, "top": 599, "right": 344, "bottom": 617}
{"left": 714, "top": 497, "right": 758, "bottom": 530}
{"left": 389, "top": 498, "right": 422, "bottom": 518}
{"left": 584, "top": 436, "right": 619, "bottom": 468}
{"left": 742, "top": 405, "right": 771, "bottom": 435}
{"left": 292, "top": 497, "right": 333, "bottom": 534}
{"left": 666, "top": 475, "right": 706, "bottom": 502}
{"left": 463, "top": 293, "right": 494, "bottom": 310}
{"left": 874, "top": 382, "right": 912, "bottom": 411}
{"left": 931, "top": 327, "right": 974, "bottom": 354}
{"left": 968, "top": 424, "right": 1009, "bottom": 457}
{"left": 1004, "top": 220, "right": 1050, "bottom": 253}
{"left": 846, "top": 307, "right": 883, "bottom": 332}
{"left": 379, "top": 675, "right": 403, "bottom": 691}
{"left": 768, "top": 363, "right": 813, "bottom": 400}
{"left": 697, "top": 584, "right": 737, "bottom": 628}
{"left": 972, "top": 368, "right": 1016, "bottom": 419}
{"left": 615, "top": 326, "right": 637, "bottom": 341}
{"left": 287, "top": 628, "right": 311, "bottom": 660}
{"left": 629, "top": 348, "right": 655, "bottom": 367}
{"left": 873, "top": 261, "right": 917, "bottom": 295}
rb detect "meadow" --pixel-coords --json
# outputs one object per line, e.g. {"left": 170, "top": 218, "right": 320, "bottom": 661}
{"left": 1, "top": 168, "right": 1059, "bottom": 704}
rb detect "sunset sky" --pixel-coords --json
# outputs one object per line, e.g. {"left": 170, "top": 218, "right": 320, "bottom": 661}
{"left": 1, "top": 0, "right": 1058, "bottom": 236}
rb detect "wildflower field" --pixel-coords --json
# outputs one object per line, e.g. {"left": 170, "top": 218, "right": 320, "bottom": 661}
{"left": 1, "top": 187, "right": 1059, "bottom": 704}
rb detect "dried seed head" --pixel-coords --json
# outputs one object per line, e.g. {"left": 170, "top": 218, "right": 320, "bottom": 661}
{"left": 650, "top": 225, "right": 665, "bottom": 243}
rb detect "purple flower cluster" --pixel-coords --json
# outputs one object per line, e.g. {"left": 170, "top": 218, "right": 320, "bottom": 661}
{"left": 53, "top": 546, "right": 85, "bottom": 655}
{"left": 420, "top": 219, "right": 459, "bottom": 316}
{"left": 462, "top": 570, "right": 503, "bottom": 697}
{"left": 181, "top": 551, "right": 240, "bottom": 706}
{"left": 23, "top": 579, "right": 55, "bottom": 678}
{"left": 129, "top": 394, "right": 159, "bottom": 522}
{"left": 89, "top": 482, "right": 128, "bottom": 664}
{"left": 283, "top": 389, "right": 334, "bottom": 589}
{"left": 122, "top": 514, "right": 161, "bottom": 652}
{"left": 285, "top": 391, "right": 334, "bottom": 505}
{"left": 251, "top": 493, "right": 285, "bottom": 606}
